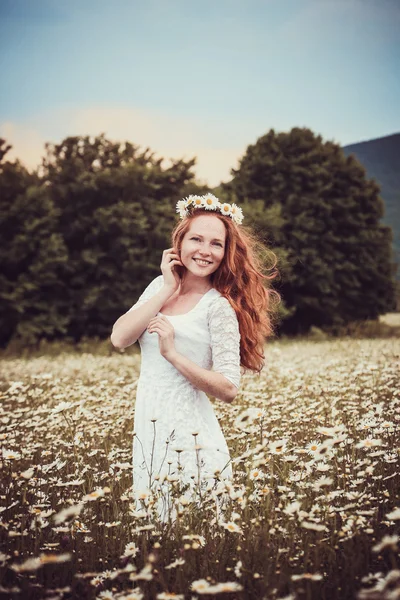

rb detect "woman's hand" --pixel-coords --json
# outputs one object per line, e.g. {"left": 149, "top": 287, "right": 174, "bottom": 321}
{"left": 160, "top": 247, "right": 184, "bottom": 293}
{"left": 147, "top": 315, "right": 178, "bottom": 362}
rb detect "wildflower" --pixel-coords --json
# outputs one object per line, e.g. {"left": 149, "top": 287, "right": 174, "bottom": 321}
{"left": 306, "top": 440, "right": 322, "bottom": 455}
{"left": 316, "top": 424, "right": 346, "bottom": 437}
{"left": 156, "top": 593, "right": 185, "bottom": 600}
{"left": 51, "top": 401, "right": 76, "bottom": 414}
{"left": 372, "top": 535, "right": 399, "bottom": 553}
{"left": 223, "top": 521, "right": 243, "bottom": 534}
{"left": 11, "top": 553, "right": 72, "bottom": 572}
{"left": 119, "top": 591, "right": 143, "bottom": 600}
{"left": 2, "top": 449, "right": 21, "bottom": 460}
{"left": 269, "top": 439, "right": 288, "bottom": 454}
{"left": 386, "top": 507, "right": 400, "bottom": 520}
{"left": 136, "top": 489, "right": 151, "bottom": 501}
{"left": 202, "top": 193, "right": 220, "bottom": 210}
{"left": 291, "top": 572, "right": 323, "bottom": 581}
{"left": 20, "top": 467, "right": 35, "bottom": 479}
{"left": 207, "top": 581, "right": 244, "bottom": 593}
{"left": 234, "top": 560, "right": 243, "bottom": 577}
{"left": 82, "top": 488, "right": 106, "bottom": 502}
{"left": 122, "top": 542, "right": 139, "bottom": 558}
{"left": 182, "top": 534, "right": 206, "bottom": 546}
{"left": 129, "top": 563, "right": 153, "bottom": 581}
{"left": 234, "top": 407, "right": 262, "bottom": 429}
{"left": 53, "top": 503, "right": 84, "bottom": 525}
{"left": 283, "top": 501, "right": 301, "bottom": 516}
{"left": 220, "top": 203, "right": 233, "bottom": 217}
{"left": 165, "top": 558, "right": 186, "bottom": 569}
{"left": 300, "top": 521, "right": 327, "bottom": 532}
{"left": 355, "top": 439, "right": 383, "bottom": 449}
{"left": 191, "top": 579, "right": 214, "bottom": 594}
{"left": 97, "top": 591, "right": 114, "bottom": 599}
{"left": 312, "top": 476, "right": 334, "bottom": 491}
{"left": 249, "top": 468, "right": 264, "bottom": 480}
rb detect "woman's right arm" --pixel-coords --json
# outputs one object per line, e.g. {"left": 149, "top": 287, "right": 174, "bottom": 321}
{"left": 110, "top": 284, "right": 175, "bottom": 349}
{"left": 111, "top": 247, "right": 183, "bottom": 350}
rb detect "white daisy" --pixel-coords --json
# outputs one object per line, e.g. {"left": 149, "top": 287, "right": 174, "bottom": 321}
{"left": 386, "top": 507, "right": 400, "bottom": 520}
{"left": 230, "top": 203, "right": 244, "bottom": 224}
{"left": 220, "top": 202, "right": 233, "bottom": 217}
{"left": 202, "top": 193, "right": 220, "bottom": 210}
{"left": 269, "top": 439, "right": 288, "bottom": 454}
{"left": 355, "top": 438, "right": 383, "bottom": 449}
{"left": 190, "top": 195, "right": 205, "bottom": 209}
{"left": 249, "top": 468, "right": 264, "bottom": 480}
{"left": 176, "top": 199, "right": 187, "bottom": 217}
{"left": 306, "top": 440, "right": 322, "bottom": 456}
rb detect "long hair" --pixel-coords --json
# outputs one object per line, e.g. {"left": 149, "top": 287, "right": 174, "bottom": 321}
{"left": 171, "top": 208, "right": 281, "bottom": 374}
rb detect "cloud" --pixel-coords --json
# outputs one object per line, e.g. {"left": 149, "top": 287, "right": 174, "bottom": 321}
{"left": 0, "top": 106, "right": 244, "bottom": 186}
{"left": 1, "top": 121, "right": 47, "bottom": 171}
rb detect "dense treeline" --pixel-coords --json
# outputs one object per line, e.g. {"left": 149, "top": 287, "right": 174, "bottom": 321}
{"left": 0, "top": 128, "right": 397, "bottom": 348}
{"left": 219, "top": 128, "right": 398, "bottom": 334}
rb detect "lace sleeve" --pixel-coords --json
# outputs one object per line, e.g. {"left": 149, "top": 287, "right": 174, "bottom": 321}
{"left": 127, "top": 275, "right": 164, "bottom": 312}
{"left": 208, "top": 296, "right": 241, "bottom": 389}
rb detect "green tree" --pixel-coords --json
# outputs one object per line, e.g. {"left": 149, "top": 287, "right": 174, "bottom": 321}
{"left": 224, "top": 127, "right": 397, "bottom": 334}
{"left": 42, "top": 134, "right": 198, "bottom": 340}
{"left": 0, "top": 139, "right": 69, "bottom": 348}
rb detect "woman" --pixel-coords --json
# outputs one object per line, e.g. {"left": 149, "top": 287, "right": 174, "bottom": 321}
{"left": 111, "top": 193, "right": 280, "bottom": 522}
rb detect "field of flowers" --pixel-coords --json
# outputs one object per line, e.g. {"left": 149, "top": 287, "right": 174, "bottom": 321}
{"left": 1, "top": 334, "right": 399, "bottom": 600}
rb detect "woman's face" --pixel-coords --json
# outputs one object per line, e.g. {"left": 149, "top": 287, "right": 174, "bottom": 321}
{"left": 179, "top": 214, "right": 226, "bottom": 279}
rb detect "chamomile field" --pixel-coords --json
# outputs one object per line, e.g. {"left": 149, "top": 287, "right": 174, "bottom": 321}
{"left": 0, "top": 333, "right": 399, "bottom": 600}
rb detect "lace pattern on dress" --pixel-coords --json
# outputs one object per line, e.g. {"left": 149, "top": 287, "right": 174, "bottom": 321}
{"left": 208, "top": 295, "right": 241, "bottom": 389}
{"left": 127, "top": 275, "right": 164, "bottom": 312}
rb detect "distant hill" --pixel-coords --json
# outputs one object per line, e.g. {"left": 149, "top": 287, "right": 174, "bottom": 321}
{"left": 342, "top": 133, "right": 400, "bottom": 279}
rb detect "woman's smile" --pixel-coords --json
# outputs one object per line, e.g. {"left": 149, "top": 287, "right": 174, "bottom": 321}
{"left": 193, "top": 258, "right": 213, "bottom": 267}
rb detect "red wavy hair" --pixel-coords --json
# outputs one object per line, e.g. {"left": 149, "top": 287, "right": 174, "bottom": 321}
{"left": 171, "top": 208, "right": 281, "bottom": 374}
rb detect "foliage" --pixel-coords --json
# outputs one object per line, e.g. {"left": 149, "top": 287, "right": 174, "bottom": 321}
{"left": 0, "top": 139, "right": 69, "bottom": 347}
{"left": 1, "top": 127, "right": 398, "bottom": 346}
{"left": 0, "top": 135, "right": 202, "bottom": 346}
{"left": 223, "top": 127, "right": 398, "bottom": 334}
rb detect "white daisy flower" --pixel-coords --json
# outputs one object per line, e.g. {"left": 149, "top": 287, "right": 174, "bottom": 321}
{"left": 190, "top": 195, "right": 205, "bottom": 208}
{"left": 312, "top": 476, "right": 334, "bottom": 491}
{"left": 230, "top": 203, "right": 244, "bottom": 224}
{"left": 372, "top": 535, "right": 399, "bottom": 553}
{"left": 191, "top": 579, "right": 214, "bottom": 593}
{"left": 220, "top": 202, "right": 233, "bottom": 217}
{"left": 386, "top": 507, "right": 400, "bottom": 520}
{"left": 269, "top": 439, "right": 288, "bottom": 454}
{"left": 355, "top": 438, "right": 383, "bottom": 449}
{"left": 223, "top": 521, "right": 244, "bottom": 534}
{"left": 306, "top": 440, "right": 322, "bottom": 456}
{"left": 176, "top": 194, "right": 244, "bottom": 224}
{"left": 176, "top": 199, "right": 187, "bottom": 217}
{"left": 202, "top": 193, "right": 220, "bottom": 210}
{"left": 249, "top": 468, "right": 264, "bottom": 480}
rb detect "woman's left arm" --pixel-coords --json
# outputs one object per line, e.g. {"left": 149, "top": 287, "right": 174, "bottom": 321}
{"left": 147, "top": 313, "right": 238, "bottom": 403}
{"left": 167, "top": 350, "right": 237, "bottom": 403}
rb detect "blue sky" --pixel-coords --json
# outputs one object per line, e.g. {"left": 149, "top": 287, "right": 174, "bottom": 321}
{"left": 1, "top": 0, "right": 399, "bottom": 185}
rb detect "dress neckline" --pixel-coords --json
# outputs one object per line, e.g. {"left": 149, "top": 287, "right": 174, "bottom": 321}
{"left": 158, "top": 287, "right": 216, "bottom": 317}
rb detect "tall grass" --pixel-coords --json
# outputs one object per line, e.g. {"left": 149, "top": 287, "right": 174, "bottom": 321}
{"left": 0, "top": 334, "right": 399, "bottom": 599}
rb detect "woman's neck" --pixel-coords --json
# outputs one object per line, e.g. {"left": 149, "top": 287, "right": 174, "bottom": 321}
{"left": 179, "top": 273, "right": 213, "bottom": 295}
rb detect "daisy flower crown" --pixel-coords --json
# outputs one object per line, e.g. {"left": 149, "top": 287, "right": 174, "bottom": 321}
{"left": 176, "top": 193, "right": 244, "bottom": 225}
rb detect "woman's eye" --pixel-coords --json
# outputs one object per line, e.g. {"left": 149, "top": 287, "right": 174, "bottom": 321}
{"left": 191, "top": 237, "right": 222, "bottom": 247}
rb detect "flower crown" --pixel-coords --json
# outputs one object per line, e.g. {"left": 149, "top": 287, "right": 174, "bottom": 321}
{"left": 176, "top": 193, "right": 244, "bottom": 225}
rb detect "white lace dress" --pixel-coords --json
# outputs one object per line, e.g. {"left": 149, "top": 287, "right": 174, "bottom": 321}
{"left": 127, "top": 274, "right": 241, "bottom": 521}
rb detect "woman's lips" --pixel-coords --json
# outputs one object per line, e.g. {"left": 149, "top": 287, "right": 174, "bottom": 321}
{"left": 193, "top": 258, "right": 212, "bottom": 266}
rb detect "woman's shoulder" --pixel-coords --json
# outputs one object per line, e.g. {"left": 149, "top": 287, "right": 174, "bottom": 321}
{"left": 149, "top": 274, "right": 164, "bottom": 289}
{"left": 207, "top": 290, "right": 236, "bottom": 315}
